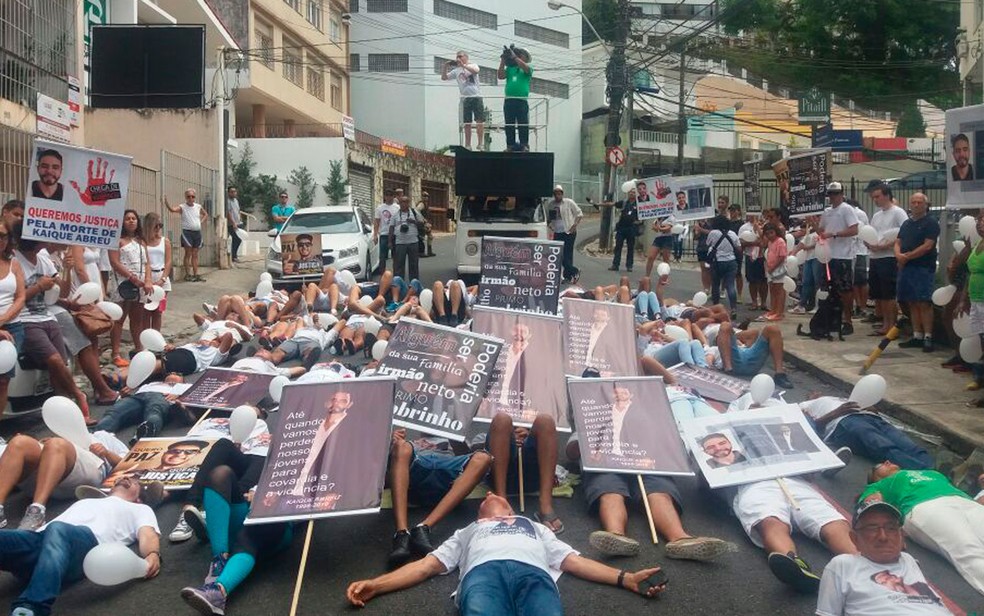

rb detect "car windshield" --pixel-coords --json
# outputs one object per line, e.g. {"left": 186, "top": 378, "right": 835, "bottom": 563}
{"left": 283, "top": 212, "right": 360, "bottom": 234}
{"left": 459, "top": 196, "right": 544, "bottom": 223}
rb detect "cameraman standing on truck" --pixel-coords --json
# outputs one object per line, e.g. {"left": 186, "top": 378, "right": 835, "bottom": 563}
{"left": 497, "top": 45, "right": 533, "bottom": 152}
{"left": 442, "top": 51, "right": 484, "bottom": 151}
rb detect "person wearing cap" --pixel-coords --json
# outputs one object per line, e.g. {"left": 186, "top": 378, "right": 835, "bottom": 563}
{"left": 864, "top": 182, "right": 908, "bottom": 336}
{"left": 817, "top": 498, "right": 950, "bottom": 615}
{"left": 895, "top": 193, "right": 940, "bottom": 352}
{"left": 610, "top": 188, "right": 641, "bottom": 272}
{"left": 863, "top": 461, "right": 984, "bottom": 594}
{"left": 0, "top": 474, "right": 162, "bottom": 616}
{"left": 497, "top": 46, "right": 533, "bottom": 152}
{"left": 818, "top": 181, "right": 860, "bottom": 335}
{"left": 547, "top": 186, "right": 583, "bottom": 284}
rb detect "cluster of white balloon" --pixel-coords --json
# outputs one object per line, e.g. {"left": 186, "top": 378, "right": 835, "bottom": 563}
{"left": 67, "top": 282, "right": 126, "bottom": 322}
{"left": 935, "top": 216, "right": 982, "bottom": 363}
{"left": 747, "top": 372, "right": 886, "bottom": 410}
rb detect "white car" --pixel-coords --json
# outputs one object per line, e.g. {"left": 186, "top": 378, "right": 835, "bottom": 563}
{"left": 265, "top": 206, "right": 378, "bottom": 285}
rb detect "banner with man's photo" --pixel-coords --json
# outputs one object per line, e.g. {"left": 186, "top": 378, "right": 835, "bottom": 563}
{"left": 568, "top": 377, "right": 692, "bottom": 476}
{"left": 23, "top": 138, "right": 131, "bottom": 249}
{"left": 280, "top": 232, "right": 324, "bottom": 276}
{"left": 634, "top": 175, "right": 715, "bottom": 222}
{"left": 562, "top": 298, "right": 638, "bottom": 378}
{"left": 668, "top": 363, "right": 750, "bottom": 403}
{"left": 772, "top": 149, "right": 833, "bottom": 218}
{"left": 471, "top": 307, "right": 569, "bottom": 431}
{"left": 102, "top": 436, "right": 218, "bottom": 491}
{"left": 945, "top": 103, "right": 984, "bottom": 208}
{"left": 478, "top": 236, "right": 563, "bottom": 314}
{"left": 246, "top": 378, "right": 395, "bottom": 524}
{"left": 680, "top": 404, "right": 844, "bottom": 488}
{"left": 743, "top": 160, "right": 762, "bottom": 214}
{"left": 178, "top": 367, "right": 276, "bottom": 410}
{"left": 376, "top": 318, "right": 504, "bottom": 441}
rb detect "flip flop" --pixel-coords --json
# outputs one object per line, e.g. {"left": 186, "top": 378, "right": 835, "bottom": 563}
{"left": 533, "top": 511, "right": 565, "bottom": 535}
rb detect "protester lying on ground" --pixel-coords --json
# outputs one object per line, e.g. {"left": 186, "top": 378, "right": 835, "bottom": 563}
{"left": 93, "top": 373, "right": 192, "bottom": 440}
{"left": 486, "top": 413, "right": 563, "bottom": 533}
{"left": 252, "top": 316, "right": 342, "bottom": 370}
{"left": 0, "top": 432, "right": 127, "bottom": 531}
{"left": 347, "top": 492, "right": 668, "bottom": 612}
{"left": 385, "top": 428, "right": 492, "bottom": 569}
{"left": 714, "top": 321, "right": 794, "bottom": 389}
{"left": 302, "top": 267, "right": 358, "bottom": 315}
{"left": 150, "top": 332, "right": 243, "bottom": 378}
{"left": 863, "top": 461, "right": 984, "bottom": 595}
{"left": 638, "top": 319, "right": 711, "bottom": 368}
{"left": 816, "top": 498, "right": 951, "bottom": 616}
{"left": 432, "top": 279, "right": 477, "bottom": 327}
{"left": 0, "top": 474, "right": 162, "bottom": 616}
{"left": 295, "top": 360, "right": 358, "bottom": 384}
{"left": 230, "top": 353, "right": 305, "bottom": 378}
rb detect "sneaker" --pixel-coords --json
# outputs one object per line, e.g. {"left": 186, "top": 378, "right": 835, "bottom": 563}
{"left": 170, "top": 514, "right": 194, "bottom": 543}
{"left": 409, "top": 524, "right": 434, "bottom": 557}
{"left": 773, "top": 373, "right": 794, "bottom": 390}
{"left": 898, "top": 338, "right": 923, "bottom": 349}
{"left": 626, "top": 266, "right": 633, "bottom": 272}
{"left": 183, "top": 506, "right": 208, "bottom": 543}
{"left": 385, "top": 302, "right": 400, "bottom": 312}
{"left": 18, "top": 504, "right": 45, "bottom": 531}
{"left": 789, "top": 306, "right": 807, "bottom": 315}
{"left": 860, "top": 313, "right": 879, "bottom": 323}
{"left": 665, "top": 536, "right": 737, "bottom": 562}
{"left": 767, "top": 552, "right": 821, "bottom": 593}
{"left": 840, "top": 323, "right": 854, "bottom": 336}
{"left": 201, "top": 302, "right": 217, "bottom": 316}
{"left": 204, "top": 555, "right": 228, "bottom": 585}
{"left": 922, "top": 338, "right": 935, "bottom": 353}
{"left": 589, "top": 530, "right": 640, "bottom": 557}
{"left": 135, "top": 420, "right": 159, "bottom": 441}
{"left": 822, "top": 447, "right": 853, "bottom": 478}
{"left": 0, "top": 505, "right": 6, "bottom": 529}
{"left": 181, "top": 582, "right": 227, "bottom": 616}
{"left": 388, "top": 530, "right": 412, "bottom": 570}
{"left": 113, "top": 355, "right": 130, "bottom": 368}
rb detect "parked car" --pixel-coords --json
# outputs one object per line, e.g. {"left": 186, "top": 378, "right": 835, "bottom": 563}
{"left": 886, "top": 170, "right": 947, "bottom": 190}
{"left": 265, "top": 206, "right": 378, "bottom": 285}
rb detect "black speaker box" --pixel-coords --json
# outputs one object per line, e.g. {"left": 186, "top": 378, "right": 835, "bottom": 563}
{"left": 455, "top": 151, "right": 554, "bottom": 197}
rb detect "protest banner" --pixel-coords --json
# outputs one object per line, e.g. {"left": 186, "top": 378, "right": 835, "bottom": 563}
{"left": 680, "top": 404, "right": 844, "bottom": 488}
{"left": 376, "top": 318, "right": 504, "bottom": 441}
{"left": 471, "top": 307, "right": 569, "bottom": 431}
{"left": 743, "top": 160, "right": 762, "bottom": 214}
{"left": 668, "top": 363, "right": 750, "bottom": 403}
{"left": 187, "top": 415, "right": 272, "bottom": 458}
{"left": 102, "top": 436, "right": 217, "bottom": 490}
{"left": 772, "top": 149, "right": 832, "bottom": 218}
{"left": 635, "top": 175, "right": 715, "bottom": 222}
{"left": 280, "top": 232, "right": 324, "bottom": 276}
{"left": 634, "top": 175, "right": 675, "bottom": 221}
{"left": 23, "top": 138, "right": 130, "bottom": 249}
{"left": 944, "top": 103, "right": 984, "bottom": 208}
{"left": 247, "top": 378, "right": 395, "bottom": 524}
{"left": 562, "top": 298, "right": 638, "bottom": 378}
{"left": 568, "top": 377, "right": 693, "bottom": 476}
{"left": 178, "top": 367, "right": 276, "bottom": 411}
{"left": 478, "top": 236, "right": 563, "bottom": 314}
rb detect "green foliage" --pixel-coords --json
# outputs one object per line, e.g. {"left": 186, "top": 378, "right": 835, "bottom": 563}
{"left": 581, "top": 0, "right": 618, "bottom": 43}
{"left": 229, "top": 143, "right": 283, "bottom": 228}
{"left": 896, "top": 103, "right": 926, "bottom": 138}
{"left": 323, "top": 160, "right": 349, "bottom": 205}
{"left": 288, "top": 166, "right": 317, "bottom": 209}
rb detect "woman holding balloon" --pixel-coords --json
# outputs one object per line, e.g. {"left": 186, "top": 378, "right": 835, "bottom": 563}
{"left": 0, "top": 219, "right": 25, "bottom": 419}
{"left": 108, "top": 209, "right": 152, "bottom": 367}
{"left": 143, "top": 211, "right": 172, "bottom": 334}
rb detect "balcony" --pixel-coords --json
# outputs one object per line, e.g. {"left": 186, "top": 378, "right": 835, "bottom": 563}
{"left": 632, "top": 129, "right": 702, "bottom": 159}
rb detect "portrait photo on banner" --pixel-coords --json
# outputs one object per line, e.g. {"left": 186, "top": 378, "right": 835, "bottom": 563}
{"left": 178, "top": 367, "right": 276, "bottom": 411}
{"left": 23, "top": 138, "right": 131, "bottom": 249}
{"left": 471, "top": 306, "right": 569, "bottom": 431}
{"left": 668, "top": 363, "right": 750, "bottom": 403}
{"left": 477, "top": 236, "right": 563, "bottom": 314}
{"left": 567, "top": 377, "right": 692, "bottom": 476}
{"left": 670, "top": 175, "right": 715, "bottom": 222}
{"left": 634, "top": 175, "right": 676, "bottom": 221}
{"left": 279, "top": 232, "right": 324, "bottom": 276}
{"left": 102, "top": 436, "right": 218, "bottom": 491}
{"left": 188, "top": 415, "right": 272, "bottom": 459}
{"left": 562, "top": 298, "right": 639, "bottom": 378}
{"left": 680, "top": 404, "right": 844, "bottom": 488}
{"left": 772, "top": 149, "right": 832, "bottom": 218}
{"left": 247, "top": 378, "right": 395, "bottom": 524}
{"left": 376, "top": 317, "right": 503, "bottom": 441}
{"left": 945, "top": 103, "right": 984, "bottom": 208}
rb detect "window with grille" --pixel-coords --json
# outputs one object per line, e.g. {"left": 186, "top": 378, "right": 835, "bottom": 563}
{"left": 530, "top": 77, "right": 568, "bottom": 99}
{"left": 285, "top": 0, "right": 301, "bottom": 12}
{"left": 307, "top": 0, "right": 324, "bottom": 31}
{"left": 253, "top": 20, "right": 275, "bottom": 69}
{"left": 331, "top": 73, "right": 343, "bottom": 110}
{"left": 0, "top": 0, "right": 74, "bottom": 105}
{"left": 350, "top": 53, "right": 360, "bottom": 72}
{"left": 433, "top": 0, "right": 496, "bottom": 29}
{"left": 514, "top": 20, "right": 568, "bottom": 48}
{"left": 366, "top": 0, "right": 407, "bottom": 12}
{"left": 368, "top": 53, "right": 409, "bottom": 72}
{"left": 330, "top": 16, "right": 341, "bottom": 41}
{"left": 307, "top": 67, "right": 325, "bottom": 100}
{"left": 283, "top": 48, "right": 303, "bottom": 86}
{"left": 349, "top": 0, "right": 359, "bottom": 11}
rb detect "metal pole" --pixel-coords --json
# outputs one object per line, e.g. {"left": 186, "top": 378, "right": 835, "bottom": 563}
{"left": 216, "top": 46, "right": 229, "bottom": 269}
{"left": 676, "top": 44, "right": 686, "bottom": 175}
{"left": 599, "top": 0, "right": 630, "bottom": 251}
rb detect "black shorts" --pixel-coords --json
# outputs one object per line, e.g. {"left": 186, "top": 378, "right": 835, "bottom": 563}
{"left": 868, "top": 258, "right": 897, "bottom": 300}
{"left": 745, "top": 256, "right": 766, "bottom": 283}
{"left": 652, "top": 236, "right": 674, "bottom": 249}
{"left": 825, "top": 259, "right": 854, "bottom": 294}
{"left": 162, "top": 348, "right": 197, "bottom": 375}
{"left": 853, "top": 255, "right": 868, "bottom": 287}
{"left": 462, "top": 97, "right": 484, "bottom": 123}
{"left": 181, "top": 229, "right": 203, "bottom": 248}
{"left": 582, "top": 472, "right": 682, "bottom": 512}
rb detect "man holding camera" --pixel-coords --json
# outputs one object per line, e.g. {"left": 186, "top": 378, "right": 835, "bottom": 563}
{"left": 389, "top": 196, "right": 423, "bottom": 281}
{"left": 497, "top": 45, "right": 533, "bottom": 152}
{"left": 442, "top": 52, "right": 484, "bottom": 151}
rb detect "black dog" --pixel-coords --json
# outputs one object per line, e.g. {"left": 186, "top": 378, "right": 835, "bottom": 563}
{"left": 797, "top": 288, "right": 844, "bottom": 341}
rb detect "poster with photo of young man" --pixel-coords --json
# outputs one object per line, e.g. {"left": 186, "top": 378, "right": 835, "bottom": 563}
{"left": 178, "top": 367, "right": 276, "bottom": 410}
{"left": 562, "top": 298, "right": 638, "bottom": 378}
{"left": 102, "top": 437, "right": 217, "bottom": 490}
{"left": 280, "top": 233, "right": 324, "bottom": 276}
{"left": 667, "top": 363, "right": 750, "bottom": 402}
{"left": 945, "top": 103, "right": 984, "bottom": 208}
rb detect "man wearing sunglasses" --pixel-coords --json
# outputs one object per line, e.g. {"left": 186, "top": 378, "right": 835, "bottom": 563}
{"left": 271, "top": 191, "right": 295, "bottom": 233}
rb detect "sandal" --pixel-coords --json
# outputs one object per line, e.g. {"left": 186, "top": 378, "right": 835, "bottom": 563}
{"left": 113, "top": 355, "right": 130, "bottom": 368}
{"left": 533, "top": 511, "right": 565, "bottom": 535}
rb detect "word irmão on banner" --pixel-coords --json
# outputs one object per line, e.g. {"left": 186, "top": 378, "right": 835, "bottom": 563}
{"left": 478, "top": 236, "right": 563, "bottom": 314}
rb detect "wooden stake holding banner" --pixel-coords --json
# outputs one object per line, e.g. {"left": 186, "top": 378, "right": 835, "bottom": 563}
{"left": 289, "top": 520, "right": 315, "bottom": 616}
{"left": 776, "top": 478, "right": 800, "bottom": 510}
{"left": 517, "top": 446, "right": 525, "bottom": 513}
{"left": 188, "top": 408, "right": 213, "bottom": 431}
{"left": 637, "top": 475, "right": 659, "bottom": 544}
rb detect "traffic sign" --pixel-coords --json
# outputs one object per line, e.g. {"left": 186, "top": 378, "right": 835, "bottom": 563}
{"left": 606, "top": 146, "right": 626, "bottom": 167}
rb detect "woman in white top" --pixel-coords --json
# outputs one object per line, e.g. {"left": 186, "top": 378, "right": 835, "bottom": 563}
{"left": 109, "top": 209, "right": 152, "bottom": 367}
{"left": 0, "top": 221, "right": 25, "bottom": 419}
{"left": 143, "top": 212, "right": 172, "bottom": 333}
{"left": 164, "top": 187, "right": 207, "bottom": 282}
{"left": 68, "top": 245, "right": 103, "bottom": 300}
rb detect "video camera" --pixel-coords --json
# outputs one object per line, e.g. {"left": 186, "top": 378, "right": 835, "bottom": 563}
{"left": 501, "top": 44, "right": 530, "bottom": 66}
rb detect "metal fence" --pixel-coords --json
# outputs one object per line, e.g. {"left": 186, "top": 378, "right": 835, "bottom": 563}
{"left": 0, "top": 124, "right": 34, "bottom": 204}
{"left": 556, "top": 173, "right": 604, "bottom": 205}
{"left": 160, "top": 151, "right": 219, "bottom": 267}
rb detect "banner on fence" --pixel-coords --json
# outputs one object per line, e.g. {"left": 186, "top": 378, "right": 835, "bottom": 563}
{"left": 478, "top": 237, "right": 563, "bottom": 314}
{"left": 945, "top": 103, "right": 984, "bottom": 209}
{"left": 743, "top": 160, "right": 762, "bottom": 214}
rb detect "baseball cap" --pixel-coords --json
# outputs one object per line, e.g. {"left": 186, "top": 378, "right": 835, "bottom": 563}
{"left": 853, "top": 493, "right": 902, "bottom": 526}
{"left": 826, "top": 181, "right": 844, "bottom": 194}
{"left": 554, "top": 184, "right": 564, "bottom": 192}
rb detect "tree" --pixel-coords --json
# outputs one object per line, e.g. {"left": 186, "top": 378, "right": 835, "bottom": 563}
{"left": 581, "top": 0, "right": 617, "bottom": 43}
{"left": 288, "top": 166, "right": 317, "bottom": 209}
{"left": 323, "top": 160, "right": 349, "bottom": 205}
{"left": 896, "top": 103, "right": 926, "bottom": 138}
{"left": 229, "top": 144, "right": 283, "bottom": 227}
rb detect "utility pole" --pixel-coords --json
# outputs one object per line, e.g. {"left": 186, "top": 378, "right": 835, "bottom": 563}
{"left": 675, "top": 43, "right": 687, "bottom": 175}
{"left": 599, "top": 0, "right": 631, "bottom": 251}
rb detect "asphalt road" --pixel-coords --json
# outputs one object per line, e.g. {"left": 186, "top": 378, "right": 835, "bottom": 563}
{"left": 0, "top": 220, "right": 980, "bottom": 616}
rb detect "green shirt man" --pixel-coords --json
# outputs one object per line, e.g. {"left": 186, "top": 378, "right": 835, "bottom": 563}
{"left": 860, "top": 468, "right": 970, "bottom": 519}
{"left": 497, "top": 47, "right": 533, "bottom": 151}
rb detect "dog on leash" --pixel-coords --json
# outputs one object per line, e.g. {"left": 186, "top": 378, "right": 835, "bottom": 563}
{"left": 796, "top": 288, "right": 844, "bottom": 341}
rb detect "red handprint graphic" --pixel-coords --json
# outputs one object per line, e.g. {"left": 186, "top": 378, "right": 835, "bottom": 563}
{"left": 653, "top": 178, "right": 671, "bottom": 199}
{"left": 70, "top": 157, "right": 120, "bottom": 206}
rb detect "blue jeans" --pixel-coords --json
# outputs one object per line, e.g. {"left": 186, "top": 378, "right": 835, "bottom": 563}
{"left": 93, "top": 392, "right": 170, "bottom": 434}
{"left": 635, "top": 291, "right": 662, "bottom": 320}
{"left": 799, "top": 258, "right": 820, "bottom": 310}
{"left": 459, "top": 560, "right": 562, "bottom": 616}
{"left": 646, "top": 339, "right": 707, "bottom": 368}
{"left": 0, "top": 522, "right": 98, "bottom": 616}
{"left": 711, "top": 260, "right": 738, "bottom": 310}
{"left": 612, "top": 230, "right": 635, "bottom": 270}
{"left": 828, "top": 414, "right": 932, "bottom": 470}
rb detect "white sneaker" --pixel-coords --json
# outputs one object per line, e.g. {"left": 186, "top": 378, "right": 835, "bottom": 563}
{"left": 170, "top": 513, "right": 194, "bottom": 543}
{"left": 790, "top": 306, "right": 807, "bottom": 315}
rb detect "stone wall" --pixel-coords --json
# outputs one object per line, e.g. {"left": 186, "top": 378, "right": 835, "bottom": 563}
{"left": 347, "top": 141, "right": 456, "bottom": 206}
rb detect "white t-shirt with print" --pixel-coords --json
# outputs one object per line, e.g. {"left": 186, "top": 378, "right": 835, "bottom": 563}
{"left": 44, "top": 495, "right": 160, "bottom": 544}
{"left": 820, "top": 204, "right": 860, "bottom": 260}
{"left": 374, "top": 203, "right": 400, "bottom": 233}
{"left": 231, "top": 356, "right": 292, "bottom": 376}
{"left": 653, "top": 214, "right": 677, "bottom": 238}
{"left": 817, "top": 552, "right": 950, "bottom": 616}
{"left": 15, "top": 250, "right": 57, "bottom": 324}
{"left": 136, "top": 381, "right": 192, "bottom": 396}
{"left": 869, "top": 205, "right": 909, "bottom": 260}
{"left": 181, "top": 342, "right": 228, "bottom": 373}
{"left": 450, "top": 64, "right": 481, "bottom": 97}
{"left": 188, "top": 417, "right": 271, "bottom": 457}
{"left": 180, "top": 202, "right": 204, "bottom": 231}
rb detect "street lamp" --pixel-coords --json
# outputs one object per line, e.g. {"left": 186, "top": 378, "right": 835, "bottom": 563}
{"left": 547, "top": 0, "right": 611, "bottom": 56}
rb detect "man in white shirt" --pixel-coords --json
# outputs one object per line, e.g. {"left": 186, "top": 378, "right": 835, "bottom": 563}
{"left": 818, "top": 182, "right": 860, "bottom": 334}
{"left": 346, "top": 492, "right": 667, "bottom": 613}
{"left": 817, "top": 499, "right": 950, "bottom": 615}
{"left": 0, "top": 474, "right": 161, "bottom": 616}
{"left": 548, "top": 185, "right": 583, "bottom": 283}
{"left": 852, "top": 201, "right": 870, "bottom": 320}
{"left": 373, "top": 189, "right": 400, "bottom": 276}
{"left": 226, "top": 185, "right": 242, "bottom": 263}
{"left": 864, "top": 182, "right": 909, "bottom": 336}
{"left": 164, "top": 187, "right": 208, "bottom": 282}
{"left": 441, "top": 51, "right": 484, "bottom": 150}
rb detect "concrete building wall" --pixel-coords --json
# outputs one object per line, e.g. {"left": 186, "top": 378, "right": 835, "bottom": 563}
{"left": 84, "top": 108, "right": 220, "bottom": 170}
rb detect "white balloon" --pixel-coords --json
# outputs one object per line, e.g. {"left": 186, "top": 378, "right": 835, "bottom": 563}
{"left": 621, "top": 179, "right": 636, "bottom": 194}
{"left": 749, "top": 374, "right": 775, "bottom": 404}
{"left": 785, "top": 255, "right": 800, "bottom": 270}
{"left": 235, "top": 228, "right": 249, "bottom": 241}
{"left": 41, "top": 396, "right": 92, "bottom": 449}
{"left": 43, "top": 286, "right": 60, "bottom": 306}
{"left": 268, "top": 375, "right": 289, "bottom": 403}
{"left": 259, "top": 272, "right": 273, "bottom": 283}
{"left": 71, "top": 282, "right": 102, "bottom": 306}
{"left": 126, "top": 351, "right": 157, "bottom": 389}
{"left": 656, "top": 262, "right": 671, "bottom": 277}
{"left": 142, "top": 285, "right": 166, "bottom": 311}
{"left": 959, "top": 215, "right": 977, "bottom": 240}
{"left": 960, "top": 336, "right": 983, "bottom": 363}
{"left": 954, "top": 313, "right": 973, "bottom": 339}
{"left": 364, "top": 318, "right": 382, "bottom": 336}
{"left": 931, "top": 285, "right": 957, "bottom": 307}
{"left": 419, "top": 289, "right": 434, "bottom": 313}
{"left": 816, "top": 290, "right": 829, "bottom": 301}
{"left": 953, "top": 240, "right": 967, "bottom": 254}
{"left": 739, "top": 229, "right": 758, "bottom": 243}
{"left": 782, "top": 276, "right": 797, "bottom": 293}
{"left": 229, "top": 405, "right": 258, "bottom": 443}
{"left": 337, "top": 270, "right": 357, "bottom": 289}
{"left": 880, "top": 228, "right": 899, "bottom": 243}
{"left": 815, "top": 242, "right": 832, "bottom": 264}
{"left": 83, "top": 543, "right": 149, "bottom": 586}
{"left": 801, "top": 233, "right": 817, "bottom": 248}
{"left": 371, "top": 340, "right": 389, "bottom": 361}
{"left": 255, "top": 280, "right": 273, "bottom": 299}
{"left": 96, "top": 301, "right": 124, "bottom": 321}
{"left": 849, "top": 374, "right": 887, "bottom": 410}
{"left": 358, "top": 295, "right": 374, "bottom": 307}
{"left": 858, "top": 225, "right": 878, "bottom": 245}
{"left": 692, "top": 291, "right": 708, "bottom": 307}
{"left": 0, "top": 340, "right": 16, "bottom": 374}
{"left": 139, "top": 329, "right": 167, "bottom": 353}
{"left": 664, "top": 324, "right": 690, "bottom": 342}
{"left": 670, "top": 224, "right": 685, "bottom": 235}
{"left": 785, "top": 233, "right": 795, "bottom": 251}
